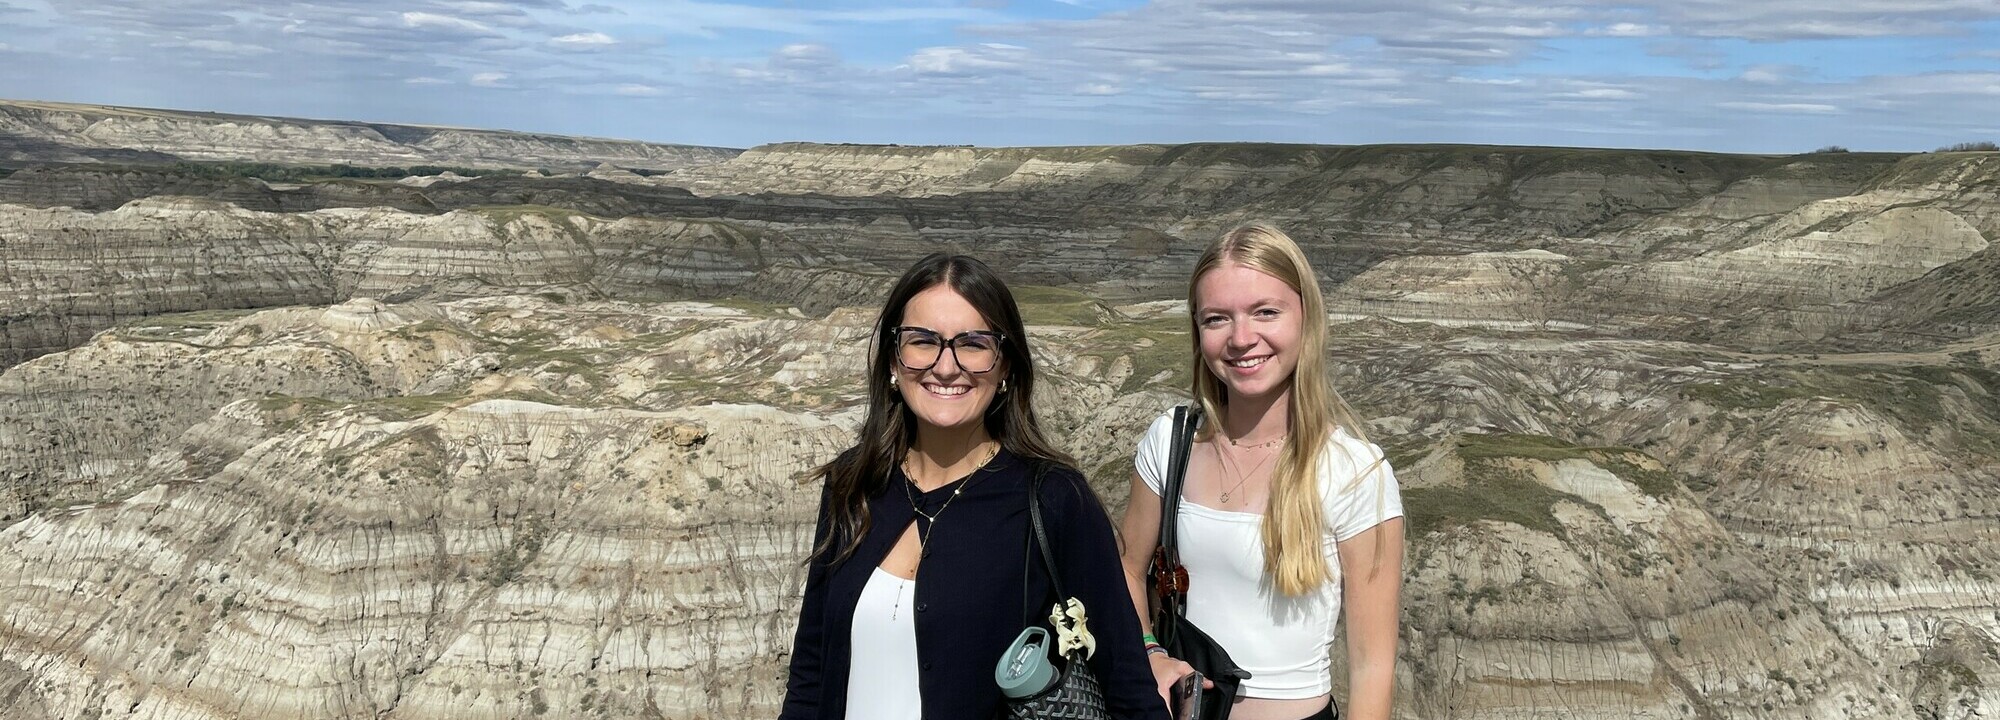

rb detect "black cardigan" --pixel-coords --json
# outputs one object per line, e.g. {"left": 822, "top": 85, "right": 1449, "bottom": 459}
{"left": 780, "top": 449, "right": 1169, "bottom": 720}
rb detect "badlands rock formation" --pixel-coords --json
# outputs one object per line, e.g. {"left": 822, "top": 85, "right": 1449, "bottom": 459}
{"left": 3, "top": 110, "right": 1998, "bottom": 719}
{"left": 0, "top": 100, "right": 738, "bottom": 171}
{"left": 0, "top": 198, "right": 884, "bottom": 367}
{"left": 5, "top": 295, "right": 1996, "bottom": 719}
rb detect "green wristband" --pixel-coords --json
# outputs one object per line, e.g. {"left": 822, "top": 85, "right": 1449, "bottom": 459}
{"left": 1142, "top": 633, "right": 1158, "bottom": 645}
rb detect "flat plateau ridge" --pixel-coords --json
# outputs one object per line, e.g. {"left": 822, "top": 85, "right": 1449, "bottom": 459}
{"left": 1, "top": 104, "right": 1997, "bottom": 719}
{"left": 0, "top": 99, "right": 740, "bottom": 171}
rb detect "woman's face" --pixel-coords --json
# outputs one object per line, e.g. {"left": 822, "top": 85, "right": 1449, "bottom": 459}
{"left": 1194, "top": 261, "right": 1304, "bottom": 403}
{"left": 891, "top": 284, "right": 1007, "bottom": 435}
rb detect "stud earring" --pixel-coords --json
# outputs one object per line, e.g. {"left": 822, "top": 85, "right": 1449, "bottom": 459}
{"left": 889, "top": 373, "right": 899, "bottom": 388}
{"left": 999, "top": 378, "right": 1009, "bottom": 394}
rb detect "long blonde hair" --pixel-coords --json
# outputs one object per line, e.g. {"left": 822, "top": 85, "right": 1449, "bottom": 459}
{"left": 1188, "top": 223, "right": 1379, "bottom": 597}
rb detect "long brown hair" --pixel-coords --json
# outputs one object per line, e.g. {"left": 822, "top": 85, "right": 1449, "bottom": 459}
{"left": 1188, "top": 224, "right": 1382, "bottom": 596}
{"left": 806, "top": 253, "right": 1075, "bottom": 565}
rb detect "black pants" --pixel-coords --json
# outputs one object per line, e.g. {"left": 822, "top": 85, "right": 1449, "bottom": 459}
{"left": 1299, "top": 701, "right": 1339, "bottom": 720}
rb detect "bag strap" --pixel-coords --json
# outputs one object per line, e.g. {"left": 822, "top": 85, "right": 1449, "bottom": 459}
{"left": 1027, "top": 462, "right": 1067, "bottom": 604}
{"left": 1157, "top": 404, "right": 1201, "bottom": 596}
{"left": 1020, "top": 460, "right": 1064, "bottom": 626}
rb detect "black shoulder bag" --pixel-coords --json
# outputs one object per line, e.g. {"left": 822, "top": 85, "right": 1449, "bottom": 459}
{"left": 1001, "top": 462, "right": 1111, "bottom": 720}
{"left": 1149, "top": 405, "right": 1251, "bottom": 720}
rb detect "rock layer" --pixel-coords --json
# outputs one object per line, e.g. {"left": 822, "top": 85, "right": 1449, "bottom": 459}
{"left": 0, "top": 100, "right": 739, "bottom": 171}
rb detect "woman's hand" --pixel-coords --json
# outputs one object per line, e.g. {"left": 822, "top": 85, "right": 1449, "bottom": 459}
{"left": 1148, "top": 652, "right": 1211, "bottom": 708}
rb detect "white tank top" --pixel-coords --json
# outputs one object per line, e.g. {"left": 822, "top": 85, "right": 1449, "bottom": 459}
{"left": 1134, "top": 411, "right": 1403, "bottom": 699}
{"left": 845, "top": 567, "right": 922, "bottom": 720}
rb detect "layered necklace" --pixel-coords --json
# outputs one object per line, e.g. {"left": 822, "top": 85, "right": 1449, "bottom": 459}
{"left": 890, "top": 442, "right": 1000, "bottom": 620}
{"left": 1214, "top": 430, "right": 1286, "bottom": 506}
{"left": 899, "top": 442, "right": 1001, "bottom": 567}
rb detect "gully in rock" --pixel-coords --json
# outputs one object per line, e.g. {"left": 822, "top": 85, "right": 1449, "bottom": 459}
{"left": 1119, "top": 223, "right": 1408, "bottom": 720}
{"left": 781, "top": 253, "right": 1169, "bottom": 720}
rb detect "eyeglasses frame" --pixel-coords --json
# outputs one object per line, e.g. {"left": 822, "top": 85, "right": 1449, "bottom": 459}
{"left": 887, "top": 325, "right": 1009, "bottom": 374}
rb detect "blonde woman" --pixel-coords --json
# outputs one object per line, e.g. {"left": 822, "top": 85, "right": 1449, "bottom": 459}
{"left": 1119, "top": 224, "right": 1405, "bottom": 720}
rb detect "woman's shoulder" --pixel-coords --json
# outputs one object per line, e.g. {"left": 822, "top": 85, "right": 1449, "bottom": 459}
{"left": 1314, "top": 425, "right": 1392, "bottom": 477}
{"left": 1020, "top": 457, "right": 1104, "bottom": 511}
{"left": 1142, "top": 407, "right": 1181, "bottom": 440}
{"left": 1135, "top": 405, "right": 1192, "bottom": 452}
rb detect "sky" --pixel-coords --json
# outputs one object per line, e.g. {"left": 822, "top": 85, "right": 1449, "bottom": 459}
{"left": 1, "top": 0, "right": 1998, "bottom": 153}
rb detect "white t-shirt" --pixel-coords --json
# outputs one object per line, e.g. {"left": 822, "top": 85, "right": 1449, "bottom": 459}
{"left": 1134, "top": 410, "right": 1403, "bottom": 699}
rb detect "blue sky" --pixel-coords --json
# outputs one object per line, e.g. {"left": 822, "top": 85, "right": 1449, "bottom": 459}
{"left": 1, "top": 0, "right": 1997, "bottom": 153}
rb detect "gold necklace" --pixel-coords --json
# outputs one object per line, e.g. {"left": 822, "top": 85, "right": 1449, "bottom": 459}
{"left": 1229, "top": 434, "right": 1286, "bottom": 449}
{"left": 1214, "top": 439, "right": 1281, "bottom": 505}
{"left": 899, "top": 442, "right": 1001, "bottom": 571}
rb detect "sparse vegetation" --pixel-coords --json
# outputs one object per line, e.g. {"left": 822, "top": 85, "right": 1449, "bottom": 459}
{"left": 481, "top": 520, "right": 548, "bottom": 586}
{"left": 1013, "top": 284, "right": 1111, "bottom": 326}
{"left": 1403, "top": 432, "right": 1689, "bottom": 538}
{"left": 1402, "top": 457, "right": 1572, "bottom": 538}
{"left": 1915, "top": 658, "right": 1984, "bottom": 692}
{"left": 1811, "top": 145, "right": 1851, "bottom": 154}
{"left": 1081, "top": 323, "right": 1191, "bottom": 393}
{"left": 1681, "top": 365, "right": 2000, "bottom": 456}
{"left": 1935, "top": 141, "right": 2000, "bottom": 152}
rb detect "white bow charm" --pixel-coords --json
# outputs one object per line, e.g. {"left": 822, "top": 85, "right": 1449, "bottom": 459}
{"left": 1048, "top": 597, "right": 1096, "bottom": 660}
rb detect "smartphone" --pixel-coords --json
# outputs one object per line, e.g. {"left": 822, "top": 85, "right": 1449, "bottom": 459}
{"left": 1170, "top": 670, "right": 1203, "bottom": 720}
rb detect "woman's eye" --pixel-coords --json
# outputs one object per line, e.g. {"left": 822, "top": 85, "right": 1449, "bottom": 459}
{"left": 1256, "top": 308, "right": 1281, "bottom": 318}
{"left": 1201, "top": 315, "right": 1226, "bottom": 326}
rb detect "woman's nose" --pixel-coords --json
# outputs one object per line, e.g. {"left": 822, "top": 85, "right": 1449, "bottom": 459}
{"left": 1229, "top": 323, "right": 1256, "bottom": 349}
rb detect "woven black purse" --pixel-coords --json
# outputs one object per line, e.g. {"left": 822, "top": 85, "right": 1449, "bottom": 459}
{"left": 1002, "top": 463, "right": 1111, "bottom": 720}
{"left": 1149, "top": 405, "right": 1251, "bottom": 720}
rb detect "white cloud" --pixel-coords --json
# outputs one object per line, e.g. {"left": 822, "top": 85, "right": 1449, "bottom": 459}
{"left": 1075, "top": 83, "right": 1121, "bottom": 95}
{"left": 470, "top": 71, "right": 510, "bottom": 87}
{"left": 1560, "top": 88, "right": 1640, "bottom": 99}
{"left": 167, "top": 39, "right": 273, "bottom": 55}
{"left": 551, "top": 31, "right": 616, "bottom": 48}
{"left": 1593, "top": 22, "right": 1661, "bottom": 37}
{"left": 437, "top": 1, "right": 525, "bottom": 15}
{"left": 907, "top": 46, "right": 1022, "bottom": 76}
{"left": 1718, "top": 101, "right": 1842, "bottom": 114}
{"left": 614, "top": 83, "right": 661, "bottom": 96}
{"left": 775, "top": 43, "right": 839, "bottom": 68}
{"left": 401, "top": 11, "right": 496, "bottom": 36}
{"left": 406, "top": 76, "right": 449, "bottom": 85}
{"left": 1737, "top": 65, "right": 1798, "bottom": 84}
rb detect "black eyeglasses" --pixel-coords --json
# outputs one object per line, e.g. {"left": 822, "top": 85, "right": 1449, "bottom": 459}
{"left": 890, "top": 326, "right": 1006, "bottom": 373}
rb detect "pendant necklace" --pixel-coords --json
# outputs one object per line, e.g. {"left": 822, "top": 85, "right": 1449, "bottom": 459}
{"left": 1215, "top": 431, "right": 1284, "bottom": 505}
{"left": 904, "top": 442, "right": 1000, "bottom": 564}
{"left": 890, "top": 442, "right": 1000, "bottom": 619}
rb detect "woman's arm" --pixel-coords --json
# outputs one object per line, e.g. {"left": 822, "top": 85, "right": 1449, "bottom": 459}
{"left": 1118, "top": 471, "right": 1201, "bottom": 705}
{"left": 1050, "top": 470, "right": 1171, "bottom": 720}
{"left": 778, "top": 485, "right": 837, "bottom": 720}
{"left": 1335, "top": 517, "right": 1405, "bottom": 720}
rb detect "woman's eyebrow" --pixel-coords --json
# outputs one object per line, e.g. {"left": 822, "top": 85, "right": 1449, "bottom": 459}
{"left": 1196, "top": 298, "right": 1284, "bottom": 313}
